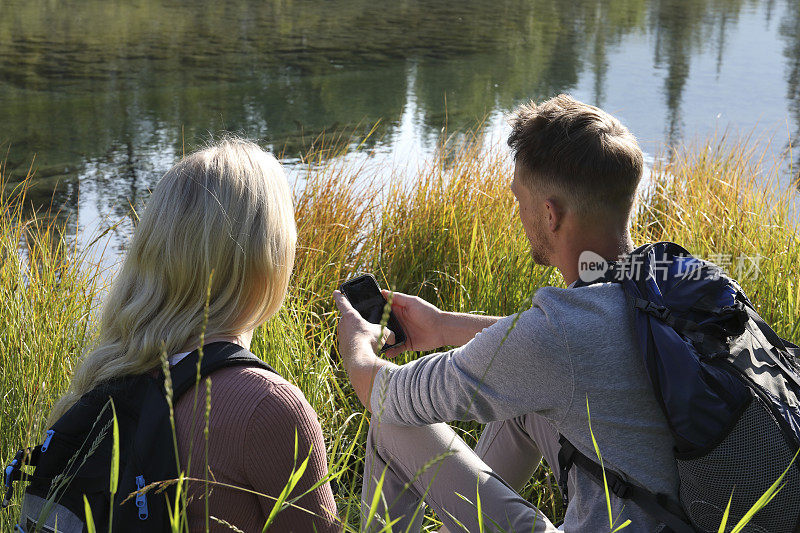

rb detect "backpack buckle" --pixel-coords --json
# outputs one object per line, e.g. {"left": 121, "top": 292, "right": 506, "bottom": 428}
{"left": 3, "top": 462, "right": 17, "bottom": 490}
{"left": 609, "top": 476, "right": 631, "bottom": 499}
{"left": 556, "top": 435, "right": 577, "bottom": 504}
{"left": 634, "top": 299, "right": 672, "bottom": 321}
{"left": 2, "top": 449, "right": 27, "bottom": 508}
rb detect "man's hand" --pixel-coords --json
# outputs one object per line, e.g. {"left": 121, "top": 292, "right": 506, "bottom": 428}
{"left": 380, "top": 290, "right": 446, "bottom": 358}
{"left": 381, "top": 290, "right": 503, "bottom": 356}
{"left": 333, "top": 290, "right": 395, "bottom": 410}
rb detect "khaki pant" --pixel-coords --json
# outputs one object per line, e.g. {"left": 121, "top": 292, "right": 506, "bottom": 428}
{"left": 361, "top": 414, "right": 563, "bottom": 532}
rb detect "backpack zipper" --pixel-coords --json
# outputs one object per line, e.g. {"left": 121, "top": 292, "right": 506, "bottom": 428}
{"left": 135, "top": 475, "right": 148, "bottom": 520}
{"left": 41, "top": 430, "right": 55, "bottom": 452}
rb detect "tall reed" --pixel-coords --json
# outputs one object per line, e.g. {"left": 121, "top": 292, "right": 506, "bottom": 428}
{"left": 1, "top": 131, "right": 798, "bottom": 531}
{"left": 0, "top": 176, "right": 106, "bottom": 486}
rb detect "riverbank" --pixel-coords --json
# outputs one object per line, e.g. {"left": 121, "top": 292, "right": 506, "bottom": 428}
{"left": 1, "top": 135, "right": 798, "bottom": 530}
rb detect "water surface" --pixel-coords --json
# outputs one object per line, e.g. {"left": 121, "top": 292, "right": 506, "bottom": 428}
{"left": 1, "top": 0, "right": 799, "bottom": 255}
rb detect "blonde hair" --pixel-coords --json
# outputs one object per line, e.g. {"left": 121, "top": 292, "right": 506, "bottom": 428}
{"left": 49, "top": 139, "right": 296, "bottom": 424}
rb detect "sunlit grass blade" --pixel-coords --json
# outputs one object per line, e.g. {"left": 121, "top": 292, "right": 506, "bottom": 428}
{"left": 362, "top": 466, "right": 388, "bottom": 532}
{"left": 83, "top": 495, "right": 96, "bottom": 533}
{"left": 108, "top": 399, "right": 120, "bottom": 530}
{"left": 262, "top": 430, "right": 313, "bottom": 532}
{"left": 586, "top": 397, "right": 614, "bottom": 531}
{"left": 717, "top": 491, "right": 733, "bottom": 533}
{"left": 730, "top": 449, "right": 799, "bottom": 533}
{"left": 476, "top": 478, "right": 484, "bottom": 533}
{"left": 611, "top": 518, "right": 632, "bottom": 532}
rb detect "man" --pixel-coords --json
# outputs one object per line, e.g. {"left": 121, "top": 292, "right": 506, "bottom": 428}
{"left": 333, "top": 94, "right": 678, "bottom": 532}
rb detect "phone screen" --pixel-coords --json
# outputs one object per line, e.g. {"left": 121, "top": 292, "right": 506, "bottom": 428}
{"left": 340, "top": 275, "right": 406, "bottom": 350}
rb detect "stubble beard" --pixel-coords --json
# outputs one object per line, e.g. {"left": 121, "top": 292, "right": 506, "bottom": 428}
{"left": 530, "top": 247, "right": 550, "bottom": 267}
{"left": 528, "top": 229, "right": 552, "bottom": 267}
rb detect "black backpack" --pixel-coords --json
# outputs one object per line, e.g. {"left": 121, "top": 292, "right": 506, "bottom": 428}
{"left": 3, "top": 341, "right": 278, "bottom": 532}
{"left": 558, "top": 242, "right": 800, "bottom": 533}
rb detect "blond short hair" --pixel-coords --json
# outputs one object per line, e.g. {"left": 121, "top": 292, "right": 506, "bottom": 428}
{"left": 508, "top": 94, "right": 643, "bottom": 221}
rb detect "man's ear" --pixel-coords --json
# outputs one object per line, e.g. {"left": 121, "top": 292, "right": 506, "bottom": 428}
{"left": 544, "top": 197, "right": 564, "bottom": 233}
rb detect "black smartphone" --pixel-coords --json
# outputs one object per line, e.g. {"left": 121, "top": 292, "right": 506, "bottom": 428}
{"left": 340, "top": 274, "right": 406, "bottom": 353}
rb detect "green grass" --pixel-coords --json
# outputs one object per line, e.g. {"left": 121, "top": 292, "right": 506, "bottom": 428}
{"left": 1, "top": 131, "right": 798, "bottom": 531}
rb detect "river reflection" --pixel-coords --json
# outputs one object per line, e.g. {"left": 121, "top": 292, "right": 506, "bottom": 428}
{"left": 1, "top": 0, "right": 798, "bottom": 253}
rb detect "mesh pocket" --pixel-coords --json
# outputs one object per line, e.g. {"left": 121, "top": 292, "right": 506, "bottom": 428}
{"left": 676, "top": 395, "right": 800, "bottom": 533}
{"left": 19, "top": 493, "right": 85, "bottom": 533}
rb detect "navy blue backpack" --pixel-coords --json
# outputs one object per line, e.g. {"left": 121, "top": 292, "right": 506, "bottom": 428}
{"left": 3, "top": 342, "right": 278, "bottom": 533}
{"left": 559, "top": 242, "right": 800, "bottom": 533}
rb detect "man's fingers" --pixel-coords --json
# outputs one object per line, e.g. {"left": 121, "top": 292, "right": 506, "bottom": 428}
{"left": 381, "top": 289, "right": 409, "bottom": 307}
{"left": 333, "top": 290, "right": 358, "bottom": 316}
{"left": 380, "top": 289, "right": 412, "bottom": 332}
{"left": 382, "top": 344, "right": 406, "bottom": 359}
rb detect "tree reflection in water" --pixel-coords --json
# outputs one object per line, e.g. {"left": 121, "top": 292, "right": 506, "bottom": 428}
{"left": 0, "top": 0, "right": 797, "bottom": 240}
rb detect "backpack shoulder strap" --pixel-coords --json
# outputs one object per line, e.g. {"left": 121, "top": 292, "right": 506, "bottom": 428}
{"left": 169, "top": 342, "right": 280, "bottom": 401}
{"left": 557, "top": 435, "right": 695, "bottom": 533}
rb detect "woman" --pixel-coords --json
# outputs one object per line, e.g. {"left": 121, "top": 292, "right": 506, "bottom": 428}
{"left": 47, "top": 139, "right": 339, "bottom": 531}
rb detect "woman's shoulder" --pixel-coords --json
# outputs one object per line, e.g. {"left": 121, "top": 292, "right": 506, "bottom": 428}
{"left": 204, "top": 365, "right": 319, "bottom": 424}
{"left": 175, "top": 364, "right": 318, "bottom": 428}
{"left": 204, "top": 364, "right": 307, "bottom": 400}
{"left": 208, "top": 363, "right": 292, "bottom": 389}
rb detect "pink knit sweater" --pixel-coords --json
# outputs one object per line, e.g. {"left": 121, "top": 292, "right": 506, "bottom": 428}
{"left": 174, "top": 365, "right": 339, "bottom": 532}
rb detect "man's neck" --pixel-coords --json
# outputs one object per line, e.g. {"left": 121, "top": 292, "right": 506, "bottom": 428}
{"left": 557, "top": 231, "right": 634, "bottom": 286}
